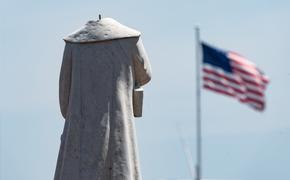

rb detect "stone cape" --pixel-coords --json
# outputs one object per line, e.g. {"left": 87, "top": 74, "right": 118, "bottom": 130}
{"left": 54, "top": 18, "right": 152, "bottom": 180}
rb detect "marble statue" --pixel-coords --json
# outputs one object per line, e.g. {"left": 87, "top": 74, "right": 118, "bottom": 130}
{"left": 54, "top": 17, "right": 152, "bottom": 180}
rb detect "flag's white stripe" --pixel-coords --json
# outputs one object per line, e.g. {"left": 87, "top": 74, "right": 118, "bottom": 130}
{"left": 203, "top": 64, "right": 266, "bottom": 93}
{"left": 261, "top": 75, "right": 270, "bottom": 83}
{"left": 227, "top": 52, "right": 256, "bottom": 67}
{"left": 231, "top": 58, "right": 269, "bottom": 89}
{"left": 204, "top": 73, "right": 265, "bottom": 100}
{"left": 231, "top": 63, "right": 269, "bottom": 85}
{"left": 245, "top": 92, "right": 265, "bottom": 102}
{"left": 203, "top": 80, "right": 246, "bottom": 100}
{"left": 204, "top": 78, "right": 265, "bottom": 102}
{"left": 203, "top": 50, "right": 268, "bottom": 111}
{"left": 203, "top": 63, "right": 241, "bottom": 82}
{"left": 203, "top": 62, "right": 267, "bottom": 104}
{"left": 231, "top": 61, "right": 261, "bottom": 76}
{"left": 230, "top": 57, "right": 258, "bottom": 71}
{"left": 203, "top": 73, "right": 246, "bottom": 92}
{"left": 204, "top": 81, "right": 265, "bottom": 110}
{"left": 231, "top": 59, "right": 257, "bottom": 70}
{"left": 234, "top": 71, "right": 266, "bottom": 87}
{"left": 204, "top": 63, "right": 267, "bottom": 88}
{"left": 243, "top": 83, "right": 265, "bottom": 94}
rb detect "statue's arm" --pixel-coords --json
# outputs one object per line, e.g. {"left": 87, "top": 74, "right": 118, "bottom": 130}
{"left": 59, "top": 43, "right": 72, "bottom": 119}
{"left": 133, "top": 38, "right": 152, "bottom": 86}
{"left": 132, "top": 38, "right": 152, "bottom": 117}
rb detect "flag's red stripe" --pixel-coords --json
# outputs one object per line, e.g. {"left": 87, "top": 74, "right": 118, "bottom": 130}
{"left": 203, "top": 77, "right": 245, "bottom": 94}
{"left": 241, "top": 98, "right": 265, "bottom": 109}
{"left": 229, "top": 53, "right": 268, "bottom": 88}
{"left": 203, "top": 66, "right": 267, "bottom": 90}
{"left": 231, "top": 62, "right": 258, "bottom": 75}
{"left": 204, "top": 69, "right": 265, "bottom": 96}
{"left": 204, "top": 83, "right": 265, "bottom": 110}
{"left": 203, "top": 77, "right": 264, "bottom": 101}
{"left": 240, "top": 97, "right": 264, "bottom": 106}
{"left": 203, "top": 49, "right": 268, "bottom": 111}
{"left": 261, "top": 76, "right": 269, "bottom": 84}
{"left": 233, "top": 67, "right": 266, "bottom": 82}
{"left": 231, "top": 64, "right": 269, "bottom": 85}
{"left": 203, "top": 68, "right": 242, "bottom": 85}
{"left": 230, "top": 59, "right": 258, "bottom": 72}
{"left": 247, "top": 102, "right": 264, "bottom": 111}
{"left": 244, "top": 85, "right": 265, "bottom": 94}
{"left": 228, "top": 52, "right": 255, "bottom": 67}
{"left": 231, "top": 58, "right": 255, "bottom": 67}
{"left": 246, "top": 88, "right": 264, "bottom": 97}
{"left": 236, "top": 74, "right": 266, "bottom": 89}
{"left": 230, "top": 58, "right": 269, "bottom": 84}
{"left": 203, "top": 84, "right": 236, "bottom": 98}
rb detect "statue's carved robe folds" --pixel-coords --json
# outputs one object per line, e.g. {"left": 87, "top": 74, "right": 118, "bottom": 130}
{"left": 54, "top": 18, "right": 152, "bottom": 180}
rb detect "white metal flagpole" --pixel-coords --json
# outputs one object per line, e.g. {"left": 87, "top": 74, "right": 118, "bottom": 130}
{"left": 195, "top": 26, "right": 202, "bottom": 180}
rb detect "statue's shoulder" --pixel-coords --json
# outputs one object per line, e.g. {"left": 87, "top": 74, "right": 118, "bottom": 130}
{"left": 63, "top": 18, "right": 141, "bottom": 43}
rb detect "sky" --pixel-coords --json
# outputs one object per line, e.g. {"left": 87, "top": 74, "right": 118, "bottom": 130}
{"left": 1, "top": 0, "right": 290, "bottom": 180}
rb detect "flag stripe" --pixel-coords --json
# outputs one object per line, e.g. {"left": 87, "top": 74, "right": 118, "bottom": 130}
{"left": 232, "top": 67, "right": 267, "bottom": 86}
{"left": 203, "top": 77, "right": 245, "bottom": 94}
{"left": 227, "top": 52, "right": 255, "bottom": 67}
{"left": 231, "top": 61, "right": 261, "bottom": 76}
{"left": 229, "top": 53, "right": 269, "bottom": 84}
{"left": 203, "top": 67, "right": 265, "bottom": 96}
{"left": 203, "top": 80, "right": 244, "bottom": 100}
{"left": 203, "top": 72, "right": 245, "bottom": 90}
{"left": 247, "top": 88, "right": 264, "bottom": 96}
{"left": 204, "top": 82, "right": 264, "bottom": 110}
{"left": 203, "top": 76, "right": 264, "bottom": 102}
{"left": 204, "top": 84, "right": 236, "bottom": 98}
{"left": 232, "top": 63, "right": 265, "bottom": 79}
{"left": 235, "top": 72, "right": 266, "bottom": 89}
{"left": 203, "top": 65, "right": 242, "bottom": 85}
{"left": 241, "top": 98, "right": 264, "bottom": 109}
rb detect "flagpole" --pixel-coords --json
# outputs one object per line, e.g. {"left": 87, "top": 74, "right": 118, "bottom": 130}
{"left": 195, "top": 26, "right": 202, "bottom": 180}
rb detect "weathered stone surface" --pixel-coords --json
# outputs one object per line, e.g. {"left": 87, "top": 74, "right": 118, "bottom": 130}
{"left": 54, "top": 18, "right": 151, "bottom": 180}
{"left": 63, "top": 18, "right": 141, "bottom": 43}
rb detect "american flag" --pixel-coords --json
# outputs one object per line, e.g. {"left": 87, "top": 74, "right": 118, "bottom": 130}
{"left": 201, "top": 42, "right": 269, "bottom": 111}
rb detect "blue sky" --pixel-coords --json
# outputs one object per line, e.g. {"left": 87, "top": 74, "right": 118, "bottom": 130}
{"left": 1, "top": 0, "right": 290, "bottom": 180}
